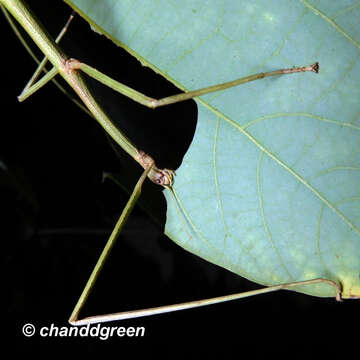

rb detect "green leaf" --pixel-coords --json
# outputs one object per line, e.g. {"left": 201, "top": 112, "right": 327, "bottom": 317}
{"left": 65, "top": 0, "right": 360, "bottom": 298}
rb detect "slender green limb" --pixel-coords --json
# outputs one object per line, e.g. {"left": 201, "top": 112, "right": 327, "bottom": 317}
{"left": 79, "top": 62, "right": 156, "bottom": 108}
{"left": 69, "top": 165, "right": 153, "bottom": 325}
{"left": 79, "top": 61, "right": 319, "bottom": 109}
{"left": 0, "top": 3, "right": 92, "bottom": 117}
{"left": 18, "top": 66, "right": 58, "bottom": 102}
{"left": 21, "top": 12, "right": 74, "bottom": 94}
{"left": 0, "top": 3, "right": 38, "bottom": 64}
{"left": 2, "top": 0, "right": 172, "bottom": 185}
{"left": 0, "top": 0, "right": 144, "bottom": 176}
{"left": 70, "top": 277, "right": 341, "bottom": 325}
{"left": 1, "top": 0, "right": 65, "bottom": 68}
{"left": 1, "top": 0, "right": 318, "bottom": 185}
{"left": 153, "top": 62, "right": 319, "bottom": 108}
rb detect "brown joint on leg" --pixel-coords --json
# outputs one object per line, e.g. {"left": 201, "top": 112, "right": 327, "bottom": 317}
{"left": 152, "top": 168, "right": 175, "bottom": 187}
{"left": 136, "top": 150, "right": 155, "bottom": 169}
{"left": 136, "top": 150, "right": 175, "bottom": 187}
{"left": 149, "top": 99, "right": 159, "bottom": 109}
{"left": 62, "top": 58, "right": 82, "bottom": 73}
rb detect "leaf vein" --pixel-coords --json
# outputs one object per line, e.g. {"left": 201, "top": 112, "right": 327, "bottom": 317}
{"left": 196, "top": 100, "right": 360, "bottom": 238}
{"left": 242, "top": 112, "right": 360, "bottom": 131}
{"left": 257, "top": 151, "right": 294, "bottom": 280}
{"left": 301, "top": 0, "right": 360, "bottom": 49}
{"left": 169, "top": 187, "right": 262, "bottom": 278}
{"left": 316, "top": 204, "right": 328, "bottom": 272}
{"left": 213, "top": 117, "right": 229, "bottom": 250}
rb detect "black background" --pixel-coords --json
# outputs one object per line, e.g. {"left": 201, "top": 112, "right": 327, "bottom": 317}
{"left": 1, "top": 1, "right": 358, "bottom": 357}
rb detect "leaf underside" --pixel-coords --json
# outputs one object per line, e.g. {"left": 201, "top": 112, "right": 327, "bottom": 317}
{"left": 65, "top": 0, "right": 360, "bottom": 298}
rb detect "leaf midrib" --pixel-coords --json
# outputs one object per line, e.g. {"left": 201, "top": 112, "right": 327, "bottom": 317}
{"left": 174, "top": 97, "right": 359, "bottom": 285}
{"left": 195, "top": 96, "right": 360, "bottom": 238}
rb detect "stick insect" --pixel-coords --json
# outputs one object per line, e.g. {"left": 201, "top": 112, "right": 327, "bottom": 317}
{"left": 1, "top": 0, "right": 341, "bottom": 326}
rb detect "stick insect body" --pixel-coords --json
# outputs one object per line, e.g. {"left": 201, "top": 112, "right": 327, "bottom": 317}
{"left": 0, "top": 0, "right": 341, "bottom": 326}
